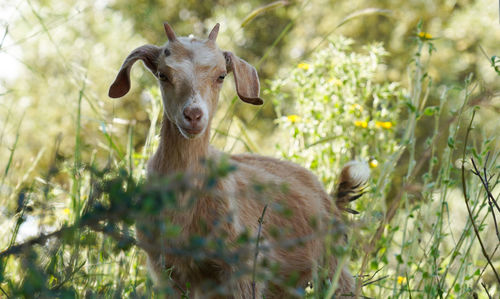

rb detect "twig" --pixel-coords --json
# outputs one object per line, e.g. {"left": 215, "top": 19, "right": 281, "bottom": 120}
{"left": 460, "top": 111, "right": 500, "bottom": 285}
{"left": 0, "top": 212, "right": 145, "bottom": 259}
{"left": 362, "top": 275, "right": 388, "bottom": 287}
{"left": 481, "top": 282, "right": 492, "bottom": 299}
{"left": 252, "top": 204, "right": 268, "bottom": 299}
{"left": 474, "top": 243, "right": 499, "bottom": 288}
{"left": 0, "top": 227, "right": 71, "bottom": 258}
{"left": 470, "top": 155, "right": 500, "bottom": 242}
{"left": 0, "top": 285, "right": 10, "bottom": 299}
{"left": 360, "top": 267, "right": 385, "bottom": 284}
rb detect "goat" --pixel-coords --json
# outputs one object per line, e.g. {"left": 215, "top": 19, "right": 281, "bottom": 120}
{"left": 109, "top": 22, "right": 369, "bottom": 298}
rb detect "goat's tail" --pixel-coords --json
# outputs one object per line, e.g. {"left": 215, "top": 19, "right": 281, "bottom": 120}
{"left": 332, "top": 161, "right": 370, "bottom": 214}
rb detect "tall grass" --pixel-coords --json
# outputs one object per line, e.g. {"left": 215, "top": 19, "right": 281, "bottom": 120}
{"left": 0, "top": 13, "right": 498, "bottom": 299}
{"left": 268, "top": 24, "right": 499, "bottom": 298}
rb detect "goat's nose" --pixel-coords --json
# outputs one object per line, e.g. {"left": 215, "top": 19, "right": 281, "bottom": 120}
{"left": 183, "top": 107, "right": 203, "bottom": 124}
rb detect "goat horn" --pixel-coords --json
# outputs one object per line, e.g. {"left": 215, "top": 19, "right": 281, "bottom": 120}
{"left": 208, "top": 23, "right": 220, "bottom": 42}
{"left": 163, "top": 22, "right": 178, "bottom": 42}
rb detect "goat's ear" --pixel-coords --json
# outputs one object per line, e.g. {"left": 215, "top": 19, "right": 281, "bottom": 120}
{"left": 223, "top": 51, "right": 263, "bottom": 105}
{"left": 109, "top": 45, "right": 161, "bottom": 98}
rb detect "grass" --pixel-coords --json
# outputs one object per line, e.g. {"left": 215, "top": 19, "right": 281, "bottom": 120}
{"left": 0, "top": 8, "right": 499, "bottom": 299}
{"left": 269, "top": 24, "right": 499, "bottom": 298}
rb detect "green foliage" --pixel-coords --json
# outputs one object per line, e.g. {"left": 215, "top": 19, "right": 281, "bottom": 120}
{"left": 270, "top": 37, "right": 402, "bottom": 188}
{"left": 0, "top": 160, "right": 259, "bottom": 297}
{"left": 0, "top": 0, "right": 499, "bottom": 298}
{"left": 491, "top": 56, "right": 500, "bottom": 76}
{"left": 268, "top": 30, "right": 500, "bottom": 299}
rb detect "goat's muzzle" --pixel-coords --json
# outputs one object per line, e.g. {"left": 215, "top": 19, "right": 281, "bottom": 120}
{"left": 178, "top": 106, "right": 205, "bottom": 138}
{"left": 183, "top": 107, "right": 203, "bottom": 125}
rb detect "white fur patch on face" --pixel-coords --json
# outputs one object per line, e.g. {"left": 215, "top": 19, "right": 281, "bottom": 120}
{"left": 164, "top": 57, "right": 194, "bottom": 77}
{"left": 194, "top": 50, "right": 221, "bottom": 68}
{"left": 192, "top": 92, "right": 210, "bottom": 120}
{"left": 178, "top": 37, "right": 222, "bottom": 68}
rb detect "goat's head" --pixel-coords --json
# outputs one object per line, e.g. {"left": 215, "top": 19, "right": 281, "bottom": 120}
{"left": 109, "top": 22, "right": 263, "bottom": 139}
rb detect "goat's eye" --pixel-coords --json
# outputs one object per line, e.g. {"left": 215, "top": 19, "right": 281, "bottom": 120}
{"left": 157, "top": 72, "right": 168, "bottom": 82}
{"left": 217, "top": 74, "right": 226, "bottom": 83}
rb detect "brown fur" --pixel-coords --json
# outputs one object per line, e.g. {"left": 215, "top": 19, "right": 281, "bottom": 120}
{"left": 110, "top": 23, "right": 357, "bottom": 298}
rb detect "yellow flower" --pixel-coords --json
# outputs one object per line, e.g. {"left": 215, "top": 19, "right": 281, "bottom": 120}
{"left": 354, "top": 120, "right": 368, "bottom": 128}
{"left": 328, "top": 77, "right": 343, "bottom": 86}
{"left": 351, "top": 104, "right": 363, "bottom": 111}
{"left": 287, "top": 114, "right": 301, "bottom": 123}
{"left": 297, "top": 62, "right": 310, "bottom": 70}
{"left": 418, "top": 32, "right": 432, "bottom": 40}
{"left": 369, "top": 159, "right": 379, "bottom": 168}
{"left": 375, "top": 121, "right": 393, "bottom": 129}
{"left": 397, "top": 276, "right": 407, "bottom": 285}
{"left": 63, "top": 208, "right": 70, "bottom": 215}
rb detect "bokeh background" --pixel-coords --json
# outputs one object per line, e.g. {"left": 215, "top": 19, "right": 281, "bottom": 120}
{"left": 1, "top": 0, "right": 499, "bottom": 172}
{"left": 0, "top": 0, "right": 499, "bottom": 297}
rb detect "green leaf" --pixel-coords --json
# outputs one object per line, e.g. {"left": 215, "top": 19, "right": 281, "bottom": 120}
{"left": 424, "top": 106, "right": 437, "bottom": 116}
{"left": 447, "top": 137, "right": 455, "bottom": 149}
{"left": 405, "top": 101, "right": 417, "bottom": 112}
{"left": 395, "top": 254, "right": 403, "bottom": 264}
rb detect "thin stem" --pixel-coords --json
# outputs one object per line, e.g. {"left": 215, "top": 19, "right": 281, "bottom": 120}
{"left": 0, "top": 285, "right": 10, "bottom": 299}
{"left": 470, "top": 156, "right": 500, "bottom": 241}
{"left": 252, "top": 204, "right": 268, "bottom": 299}
{"left": 460, "top": 111, "right": 500, "bottom": 285}
{"left": 481, "top": 282, "right": 492, "bottom": 299}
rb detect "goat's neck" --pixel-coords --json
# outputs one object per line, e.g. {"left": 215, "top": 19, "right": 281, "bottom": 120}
{"left": 151, "top": 115, "right": 210, "bottom": 175}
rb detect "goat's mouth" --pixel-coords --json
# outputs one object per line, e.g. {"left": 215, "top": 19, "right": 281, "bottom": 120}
{"left": 178, "top": 125, "right": 205, "bottom": 139}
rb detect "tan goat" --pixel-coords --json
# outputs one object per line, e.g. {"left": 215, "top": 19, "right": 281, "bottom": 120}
{"left": 109, "top": 22, "right": 369, "bottom": 298}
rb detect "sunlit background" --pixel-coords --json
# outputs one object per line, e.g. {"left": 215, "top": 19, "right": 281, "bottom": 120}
{"left": 0, "top": 0, "right": 499, "bottom": 297}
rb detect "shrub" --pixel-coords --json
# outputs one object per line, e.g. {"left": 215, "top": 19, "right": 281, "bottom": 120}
{"left": 269, "top": 37, "right": 402, "bottom": 191}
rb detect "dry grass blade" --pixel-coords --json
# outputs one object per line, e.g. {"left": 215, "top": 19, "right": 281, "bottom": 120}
{"left": 241, "top": 1, "right": 289, "bottom": 28}
{"left": 335, "top": 8, "right": 392, "bottom": 29}
{"left": 0, "top": 25, "right": 8, "bottom": 50}
{"left": 306, "top": 8, "right": 392, "bottom": 58}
